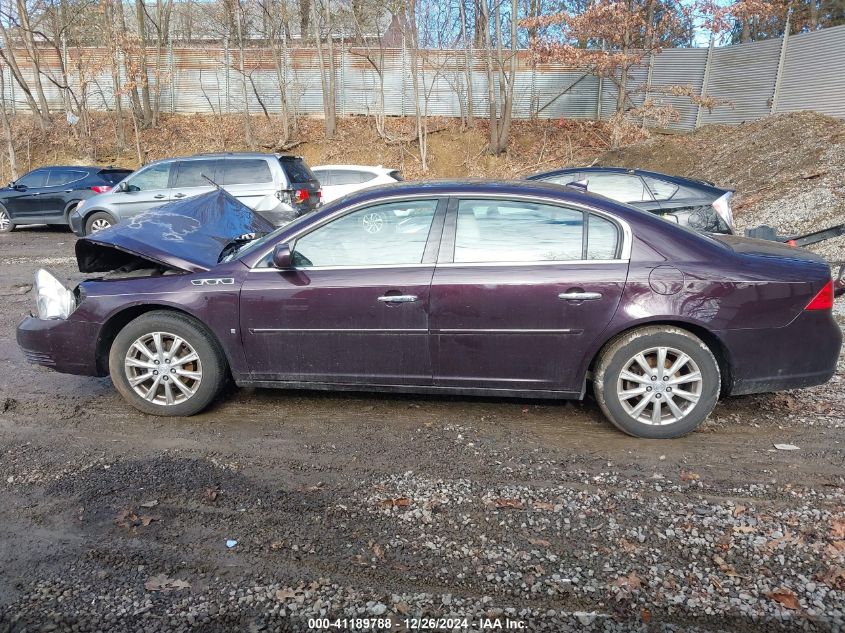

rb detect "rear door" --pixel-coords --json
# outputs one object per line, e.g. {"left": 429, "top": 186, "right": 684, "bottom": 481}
{"left": 39, "top": 168, "right": 88, "bottom": 219}
{"left": 430, "top": 197, "right": 629, "bottom": 394}
{"left": 220, "top": 157, "right": 275, "bottom": 208}
{"left": 278, "top": 156, "right": 320, "bottom": 213}
{"left": 169, "top": 159, "right": 221, "bottom": 203}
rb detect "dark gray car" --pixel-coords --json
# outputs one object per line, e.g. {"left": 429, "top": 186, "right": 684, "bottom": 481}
{"left": 526, "top": 167, "right": 734, "bottom": 234}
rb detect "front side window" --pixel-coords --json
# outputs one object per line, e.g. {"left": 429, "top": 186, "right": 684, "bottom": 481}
{"left": 125, "top": 163, "right": 171, "bottom": 191}
{"left": 47, "top": 169, "right": 86, "bottom": 187}
{"left": 293, "top": 199, "right": 438, "bottom": 267}
{"left": 173, "top": 160, "right": 221, "bottom": 188}
{"left": 16, "top": 170, "right": 48, "bottom": 188}
{"left": 454, "top": 200, "right": 584, "bottom": 263}
{"left": 585, "top": 173, "right": 652, "bottom": 203}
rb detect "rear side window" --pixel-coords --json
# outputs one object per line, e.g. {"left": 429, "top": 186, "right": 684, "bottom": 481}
{"left": 173, "top": 159, "right": 222, "bottom": 188}
{"left": 642, "top": 176, "right": 680, "bottom": 201}
{"left": 47, "top": 169, "right": 86, "bottom": 186}
{"left": 586, "top": 174, "right": 652, "bottom": 203}
{"left": 332, "top": 170, "right": 372, "bottom": 185}
{"left": 312, "top": 169, "right": 332, "bottom": 186}
{"left": 221, "top": 158, "right": 273, "bottom": 185}
{"left": 454, "top": 199, "right": 620, "bottom": 263}
{"left": 279, "top": 157, "right": 315, "bottom": 184}
{"left": 388, "top": 170, "right": 403, "bottom": 181}
{"left": 16, "top": 170, "right": 48, "bottom": 188}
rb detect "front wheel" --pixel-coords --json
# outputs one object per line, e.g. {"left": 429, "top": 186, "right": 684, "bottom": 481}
{"left": 85, "top": 211, "right": 115, "bottom": 235}
{"left": 593, "top": 326, "right": 720, "bottom": 439}
{"left": 109, "top": 311, "right": 228, "bottom": 416}
{"left": 0, "top": 207, "right": 15, "bottom": 233}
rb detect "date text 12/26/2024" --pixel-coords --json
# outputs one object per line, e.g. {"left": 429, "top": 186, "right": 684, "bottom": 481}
{"left": 308, "top": 617, "right": 528, "bottom": 630}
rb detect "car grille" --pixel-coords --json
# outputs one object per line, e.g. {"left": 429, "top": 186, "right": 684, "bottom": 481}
{"left": 22, "top": 349, "right": 55, "bottom": 366}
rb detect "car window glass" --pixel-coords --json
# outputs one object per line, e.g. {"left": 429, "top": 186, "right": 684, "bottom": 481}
{"left": 47, "top": 169, "right": 86, "bottom": 187}
{"left": 16, "top": 170, "right": 48, "bottom": 188}
{"left": 312, "top": 169, "right": 333, "bottom": 186}
{"left": 331, "top": 170, "right": 367, "bottom": 185}
{"left": 542, "top": 172, "right": 582, "bottom": 186}
{"left": 221, "top": 158, "right": 272, "bottom": 185}
{"left": 587, "top": 214, "right": 620, "bottom": 259}
{"left": 174, "top": 160, "right": 221, "bottom": 188}
{"left": 279, "top": 158, "right": 315, "bottom": 184}
{"left": 125, "top": 163, "right": 171, "bottom": 191}
{"left": 642, "top": 176, "right": 680, "bottom": 201}
{"left": 99, "top": 169, "right": 133, "bottom": 184}
{"left": 293, "top": 200, "right": 438, "bottom": 267}
{"left": 387, "top": 170, "right": 403, "bottom": 181}
{"left": 454, "top": 199, "right": 584, "bottom": 263}
{"left": 585, "top": 174, "right": 651, "bottom": 202}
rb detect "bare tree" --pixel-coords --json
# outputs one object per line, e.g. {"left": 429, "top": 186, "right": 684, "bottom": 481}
{"left": 312, "top": 0, "right": 336, "bottom": 138}
{"left": 0, "top": 67, "right": 18, "bottom": 179}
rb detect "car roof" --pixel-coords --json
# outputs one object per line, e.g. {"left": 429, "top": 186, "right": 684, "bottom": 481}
{"left": 141, "top": 153, "right": 303, "bottom": 167}
{"left": 526, "top": 166, "right": 728, "bottom": 194}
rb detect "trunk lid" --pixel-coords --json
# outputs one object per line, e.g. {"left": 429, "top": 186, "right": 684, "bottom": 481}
{"left": 278, "top": 156, "right": 321, "bottom": 214}
{"left": 76, "top": 189, "right": 275, "bottom": 273}
{"left": 712, "top": 234, "right": 827, "bottom": 264}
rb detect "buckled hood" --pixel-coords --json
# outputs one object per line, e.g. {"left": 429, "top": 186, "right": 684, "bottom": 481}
{"left": 76, "top": 189, "right": 275, "bottom": 273}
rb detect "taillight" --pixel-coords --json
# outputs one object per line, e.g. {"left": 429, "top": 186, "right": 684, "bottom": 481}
{"left": 712, "top": 192, "right": 733, "bottom": 229}
{"left": 293, "top": 189, "right": 309, "bottom": 204}
{"left": 90, "top": 185, "right": 111, "bottom": 194}
{"left": 805, "top": 280, "right": 834, "bottom": 311}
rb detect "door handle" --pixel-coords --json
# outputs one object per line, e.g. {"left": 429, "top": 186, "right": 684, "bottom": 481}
{"left": 558, "top": 291, "right": 603, "bottom": 301}
{"left": 173, "top": 193, "right": 186, "bottom": 199}
{"left": 154, "top": 194, "right": 166, "bottom": 199}
{"left": 377, "top": 295, "right": 418, "bottom": 304}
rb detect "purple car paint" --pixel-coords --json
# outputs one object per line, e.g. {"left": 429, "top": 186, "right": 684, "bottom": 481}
{"left": 17, "top": 182, "right": 841, "bottom": 438}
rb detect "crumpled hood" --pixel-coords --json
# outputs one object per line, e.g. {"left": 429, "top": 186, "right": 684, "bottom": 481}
{"left": 76, "top": 189, "right": 275, "bottom": 273}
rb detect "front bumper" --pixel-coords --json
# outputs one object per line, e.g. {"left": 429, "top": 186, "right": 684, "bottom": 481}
{"left": 17, "top": 316, "right": 104, "bottom": 376}
{"left": 719, "top": 310, "right": 842, "bottom": 396}
{"left": 69, "top": 207, "right": 86, "bottom": 236}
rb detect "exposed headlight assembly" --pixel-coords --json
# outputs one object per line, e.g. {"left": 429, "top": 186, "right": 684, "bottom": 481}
{"left": 34, "top": 269, "right": 76, "bottom": 320}
{"left": 711, "top": 192, "right": 734, "bottom": 229}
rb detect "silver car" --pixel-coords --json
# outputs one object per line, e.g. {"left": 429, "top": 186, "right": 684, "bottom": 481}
{"left": 70, "top": 153, "right": 320, "bottom": 236}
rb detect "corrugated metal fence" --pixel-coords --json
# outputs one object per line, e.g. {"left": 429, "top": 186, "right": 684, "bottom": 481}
{"left": 3, "top": 24, "right": 844, "bottom": 131}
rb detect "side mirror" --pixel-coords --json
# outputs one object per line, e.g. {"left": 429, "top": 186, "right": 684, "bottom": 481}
{"left": 14, "top": 183, "right": 27, "bottom": 192}
{"left": 272, "top": 243, "right": 293, "bottom": 269}
{"left": 116, "top": 181, "right": 128, "bottom": 192}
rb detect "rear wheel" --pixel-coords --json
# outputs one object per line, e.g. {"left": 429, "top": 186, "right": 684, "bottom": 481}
{"left": 85, "top": 211, "right": 115, "bottom": 234}
{"left": 593, "top": 326, "right": 720, "bottom": 439}
{"left": 109, "top": 311, "right": 228, "bottom": 416}
{"left": 0, "top": 207, "right": 15, "bottom": 233}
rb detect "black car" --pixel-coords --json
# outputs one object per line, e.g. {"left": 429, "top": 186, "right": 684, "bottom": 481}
{"left": 0, "top": 165, "right": 133, "bottom": 233}
{"left": 525, "top": 167, "right": 734, "bottom": 234}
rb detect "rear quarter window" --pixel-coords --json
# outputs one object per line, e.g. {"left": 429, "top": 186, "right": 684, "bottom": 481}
{"left": 222, "top": 159, "right": 273, "bottom": 185}
{"left": 279, "top": 158, "right": 316, "bottom": 184}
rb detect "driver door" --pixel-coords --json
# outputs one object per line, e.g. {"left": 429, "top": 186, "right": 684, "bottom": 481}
{"left": 113, "top": 162, "right": 173, "bottom": 219}
{"left": 240, "top": 198, "right": 446, "bottom": 385}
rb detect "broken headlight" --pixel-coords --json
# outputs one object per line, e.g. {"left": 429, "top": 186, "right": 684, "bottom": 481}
{"left": 34, "top": 269, "right": 76, "bottom": 320}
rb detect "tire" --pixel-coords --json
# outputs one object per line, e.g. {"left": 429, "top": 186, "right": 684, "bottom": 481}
{"left": 592, "top": 326, "right": 720, "bottom": 439}
{"left": 109, "top": 311, "right": 228, "bottom": 416}
{"left": 0, "top": 206, "right": 15, "bottom": 233}
{"left": 85, "top": 211, "right": 115, "bottom": 235}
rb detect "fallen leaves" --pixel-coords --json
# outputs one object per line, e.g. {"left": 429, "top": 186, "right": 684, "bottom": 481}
{"left": 144, "top": 574, "right": 190, "bottom": 592}
{"left": 713, "top": 554, "right": 746, "bottom": 578}
{"left": 380, "top": 497, "right": 411, "bottom": 508}
{"left": 114, "top": 508, "right": 160, "bottom": 529}
{"left": 613, "top": 571, "right": 643, "bottom": 592}
{"left": 831, "top": 517, "right": 845, "bottom": 539}
{"left": 494, "top": 498, "right": 524, "bottom": 510}
{"left": 532, "top": 501, "right": 555, "bottom": 511}
{"left": 680, "top": 470, "right": 700, "bottom": 481}
{"left": 204, "top": 487, "right": 219, "bottom": 502}
{"left": 527, "top": 536, "right": 551, "bottom": 547}
{"left": 819, "top": 566, "right": 845, "bottom": 589}
{"left": 767, "top": 588, "right": 800, "bottom": 611}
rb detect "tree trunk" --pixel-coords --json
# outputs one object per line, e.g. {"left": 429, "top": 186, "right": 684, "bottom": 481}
{"left": 134, "top": 0, "right": 154, "bottom": 125}
{"left": 480, "top": 0, "right": 498, "bottom": 153}
{"left": 16, "top": 0, "right": 52, "bottom": 120}
{"left": 459, "top": 0, "right": 474, "bottom": 128}
{"left": 313, "top": 0, "right": 336, "bottom": 139}
{"left": 494, "top": 0, "right": 518, "bottom": 154}
{"left": 0, "top": 69, "right": 17, "bottom": 180}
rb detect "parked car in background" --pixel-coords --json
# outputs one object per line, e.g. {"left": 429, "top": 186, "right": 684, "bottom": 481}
{"left": 312, "top": 165, "right": 402, "bottom": 203}
{"left": 526, "top": 167, "right": 734, "bottom": 234}
{"left": 0, "top": 166, "right": 132, "bottom": 233}
{"left": 69, "top": 153, "right": 320, "bottom": 236}
{"left": 18, "top": 180, "right": 840, "bottom": 439}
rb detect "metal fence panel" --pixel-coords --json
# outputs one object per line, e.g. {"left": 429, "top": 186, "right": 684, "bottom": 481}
{"left": 776, "top": 25, "right": 845, "bottom": 117}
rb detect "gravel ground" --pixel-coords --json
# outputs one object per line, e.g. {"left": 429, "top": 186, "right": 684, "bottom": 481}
{"left": 1, "top": 228, "right": 844, "bottom": 633}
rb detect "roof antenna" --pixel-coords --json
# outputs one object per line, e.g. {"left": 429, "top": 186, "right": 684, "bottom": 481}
{"left": 202, "top": 174, "right": 223, "bottom": 190}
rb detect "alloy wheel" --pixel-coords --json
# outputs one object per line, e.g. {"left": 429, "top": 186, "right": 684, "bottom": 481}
{"left": 90, "top": 218, "right": 112, "bottom": 232}
{"left": 616, "top": 346, "right": 703, "bottom": 426}
{"left": 361, "top": 211, "right": 385, "bottom": 234}
{"left": 0, "top": 209, "right": 10, "bottom": 231}
{"left": 124, "top": 331, "right": 203, "bottom": 406}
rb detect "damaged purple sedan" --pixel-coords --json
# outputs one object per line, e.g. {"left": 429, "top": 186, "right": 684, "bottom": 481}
{"left": 17, "top": 182, "right": 841, "bottom": 438}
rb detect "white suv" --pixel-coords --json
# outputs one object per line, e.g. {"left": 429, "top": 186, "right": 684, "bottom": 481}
{"left": 70, "top": 153, "right": 320, "bottom": 236}
{"left": 311, "top": 165, "right": 402, "bottom": 203}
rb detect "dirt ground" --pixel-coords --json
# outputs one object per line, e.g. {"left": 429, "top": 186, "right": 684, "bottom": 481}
{"left": 1, "top": 224, "right": 844, "bottom": 632}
